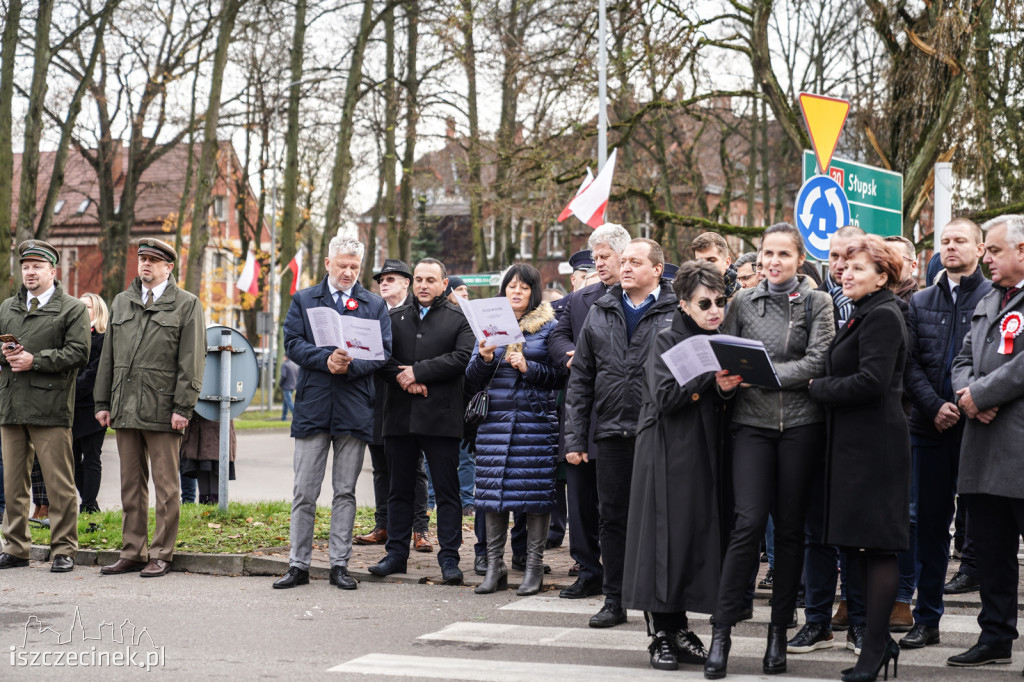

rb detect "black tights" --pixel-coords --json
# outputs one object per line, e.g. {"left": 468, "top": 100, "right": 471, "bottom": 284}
{"left": 645, "top": 611, "right": 688, "bottom": 637}
{"left": 197, "top": 471, "right": 219, "bottom": 504}
{"left": 847, "top": 550, "right": 897, "bottom": 675}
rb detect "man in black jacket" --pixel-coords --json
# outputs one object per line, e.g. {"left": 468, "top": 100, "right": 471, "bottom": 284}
{"left": 369, "top": 258, "right": 475, "bottom": 585}
{"left": 564, "top": 238, "right": 678, "bottom": 628}
{"left": 899, "top": 218, "right": 991, "bottom": 650}
{"left": 548, "top": 224, "right": 631, "bottom": 599}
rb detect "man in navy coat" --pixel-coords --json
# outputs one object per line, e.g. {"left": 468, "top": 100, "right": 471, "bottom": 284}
{"left": 273, "top": 237, "right": 391, "bottom": 591}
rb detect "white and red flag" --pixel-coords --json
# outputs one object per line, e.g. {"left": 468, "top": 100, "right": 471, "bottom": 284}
{"left": 285, "top": 249, "right": 303, "bottom": 295}
{"left": 557, "top": 148, "right": 617, "bottom": 228}
{"left": 236, "top": 250, "right": 260, "bottom": 295}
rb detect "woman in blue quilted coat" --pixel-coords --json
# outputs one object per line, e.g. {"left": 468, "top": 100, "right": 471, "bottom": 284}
{"left": 466, "top": 263, "right": 565, "bottom": 596}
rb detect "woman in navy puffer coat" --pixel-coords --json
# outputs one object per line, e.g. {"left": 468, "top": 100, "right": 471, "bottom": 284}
{"left": 466, "top": 263, "right": 565, "bottom": 596}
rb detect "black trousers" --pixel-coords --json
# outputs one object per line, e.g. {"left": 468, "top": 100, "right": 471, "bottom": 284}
{"left": 368, "top": 442, "right": 429, "bottom": 534}
{"left": 566, "top": 455, "right": 602, "bottom": 583}
{"left": 548, "top": 474, "right": 567, "bottom": 545}
{"left": 73, "top": 430, "right": 105, "bottom": 512}
{"left": 911, "top": 433, "right": 960, "bottom": 627}
{"left": 595, "top": 436, "right": 635, "bottom": 604}
{"left": 384, "top": 434, "right": 462, "bottom": 566}
{"left": 962, "top": 493, "right": 1024, "bottom": 647}
{"left": 715, "top": 424, "right": 822, "bottom": 626}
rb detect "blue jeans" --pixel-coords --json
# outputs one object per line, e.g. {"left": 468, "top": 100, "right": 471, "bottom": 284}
{"left": 181, "top": 470, "right": 197, "bottom": 504}
{"left": 911, "top": 433, "right": 960, "bottom": 627}
{"left": 765, "top": 515, "right": 776, "bottom": 569}
{"left": 896, "top": 447, "right": 919, "bottom": 603}
{"left": 425, "top": 444, "right": 476, "bottom": 509}
{"left": 281, "top": 389, "right": 295, "bottom": 420}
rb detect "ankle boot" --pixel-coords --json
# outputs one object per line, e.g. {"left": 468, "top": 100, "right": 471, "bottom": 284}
{"left": 516, "top": 513, "right": 549, "bottom": 596}
{"left": 763, "top": 623, "right": 787, "bottom": 674}
{"left": 475, "top": 512, "right": 509, "bottom": 594}
{"left": 703, "top": 625, "right": 731, "bottom": 680}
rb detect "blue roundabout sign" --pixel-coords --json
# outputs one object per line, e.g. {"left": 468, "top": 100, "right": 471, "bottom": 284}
{"left": 795, "top": 175, "right": 851, "bottom": 261}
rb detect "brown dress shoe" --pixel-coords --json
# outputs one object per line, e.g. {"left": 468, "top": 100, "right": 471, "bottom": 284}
{"left": 100, "top": 558, "right": 148, "bottom": 575}
{"left": 831, "top": 599, "right": 849, "bottom": 631}
{"left": 354, "top": 528, "right": 388, "bottom": 545}
{"left": 890, "top": 601, "right": 913, "bottom": 632}
{"left": 413, "top": 533, "right": 433, "bottom": 553}
{"left": 140, "top": 559, "right": 171, "bottom": 578}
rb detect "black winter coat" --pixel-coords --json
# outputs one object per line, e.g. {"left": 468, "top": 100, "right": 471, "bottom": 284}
{"left": 381, "top": 297, "right": 475, "bottom": 439}
{"left": 622, "top": 312, "right": 730, "bottom": 614}
{"left": 809, "top": 289, "right": 911, "bottom": 551}
{"left": 563, "top": 283, "right": 677, "bottom": 453}
{"left": 72, "top": 329, "right": 105, "bottom": 439}
{"left": 905, "top": 268, "right": 992, "bottom": 437}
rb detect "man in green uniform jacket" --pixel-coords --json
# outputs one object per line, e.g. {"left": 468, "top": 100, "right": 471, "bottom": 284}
{"left": 94, "top": 238, "right": 206, "bottom": 578}
{"left": 0, "top": 240, "right": 90, "bottom": 573}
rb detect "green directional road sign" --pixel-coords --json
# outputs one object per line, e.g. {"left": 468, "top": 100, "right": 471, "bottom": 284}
{"left": 802, "top": 151, "right": 903, "bottom": 237}
{"left": 454, "top": 273, "right": 501, "bottom": 287}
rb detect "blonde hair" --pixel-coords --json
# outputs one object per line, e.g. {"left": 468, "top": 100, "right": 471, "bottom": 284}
{"left": 80, "top": 293, "right": 109, "bottom": 333}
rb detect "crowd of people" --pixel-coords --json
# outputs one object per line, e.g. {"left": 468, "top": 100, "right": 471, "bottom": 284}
{"left": 3, "top": 214, "right": 1024, "bottom": 681}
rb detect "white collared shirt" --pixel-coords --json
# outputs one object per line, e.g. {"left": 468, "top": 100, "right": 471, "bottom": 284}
{"left": 328, "top": 281, "right": 354, "bottom": 308}
{"left": 142, "top": 279, "right": 170, "bottom": 305}
{"left": 27, "top": 284, "right": 56, "bottom": 310}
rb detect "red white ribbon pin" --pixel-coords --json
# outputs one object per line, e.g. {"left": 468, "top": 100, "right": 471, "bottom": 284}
{"left": 345, "top": 298, "right": 359, "bottom": 311}
{"left": 998, "top": 311, "right": 1023, "bottom": 355}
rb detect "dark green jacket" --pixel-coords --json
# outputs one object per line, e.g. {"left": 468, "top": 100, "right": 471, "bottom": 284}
{"left": 94, "top": 277, "right": 206, "bottom": 432}
{"left": 0, "top": 282, "right": 91, "bottom": 427}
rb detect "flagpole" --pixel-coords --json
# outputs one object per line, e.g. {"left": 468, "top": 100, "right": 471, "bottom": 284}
{"left": 597, "top": 0, "right": 608, "bottom": 172}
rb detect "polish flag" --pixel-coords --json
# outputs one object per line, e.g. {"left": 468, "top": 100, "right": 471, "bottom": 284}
{"left": 236, "top": 250, "right": 260, "bottom": 295}
{"left": 557, "top": 148, "right": 617, "bottom": 228}
{"left": 285, "top": 249, "right": 303, "bottom": 295}
{"left": 557, "top": 167, "right": 595, "bottom": 222}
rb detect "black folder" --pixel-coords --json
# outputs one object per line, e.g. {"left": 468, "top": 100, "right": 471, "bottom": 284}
{"left": 708, "top": 336, "right": 781, "bottom": 388}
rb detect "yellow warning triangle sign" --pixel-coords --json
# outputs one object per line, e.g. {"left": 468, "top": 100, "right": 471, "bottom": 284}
{"left": 799, "top": 92, "right": 850, "bottom": 175}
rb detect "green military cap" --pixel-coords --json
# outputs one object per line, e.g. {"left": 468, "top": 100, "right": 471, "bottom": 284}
{"left": 18, "top": 239, "right": 60, "bottom": 265}
{"left": 137, "top": 238, "right": 177, "bottom": 262}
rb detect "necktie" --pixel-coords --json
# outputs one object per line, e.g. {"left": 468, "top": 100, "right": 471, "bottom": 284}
{"left": 950, "top": 285, "right": 958, "bottom": 305}
{"left": 1001, "top": 286, "right": 1020, "bottom": 310}
{"left": 420, "top": 306, "right": 428, "bottom": 320}
{"left": 144, "top": 289, "right": 153, "bottom": 308}
{"left": 337, "top": 292, "right": 346, "bottom": 313}
{"left": 28, "top": 298, "right": 38, "bottom": 314}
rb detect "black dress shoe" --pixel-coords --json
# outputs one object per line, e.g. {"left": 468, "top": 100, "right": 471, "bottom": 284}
{"left": 440, "top": 561, "right": 463, "bottom": 586}
{"left": 474, "top": 555, "right": 487, "bottom": 576}
{"left": 947, "top": 642, "right": 1012, "bottom": 667}
{"left": 367, "top": 555, "right": 407, "bottom": 577}
{"left": 330, "top": 565, "right": 357, "bottom": 590}
{"left": 900, "top": 623, "right": 940, "bottom": 649}
{"left": 559, "top": 577, "right": 602, "bottom": 599}
{"left": 944, "top": 571, "right": 980, "bottom": 594}
{"left": 0, "top": 553, "right": 29, "bottom": 569}
{"left": 709, "top": 607, "right": 753, "bottom": 625}
{"left": 272, "top": 566, "right": 310, "bottom": 589}
{"left": 649, "top": 632, "right": 679, "bottom": 671}
{"left": 568, "top": 562, "right": 580, "bottom": 576}
{"left": 589, "top": 601, "right": 627, "bottom": 628}
{"left": 511, "top": 554, "right": 551, "bottom": 574}
{"left": 51, "top": 555, "right": 74, "bottom": 573}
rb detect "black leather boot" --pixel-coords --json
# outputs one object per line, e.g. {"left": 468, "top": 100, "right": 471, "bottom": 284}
{"left": 475, "top": 512, "right": 509, "bottom": 594}
{"left": 703, "top": 625, "right": 731, "bottom": 679}
{"left": 763, "top": 623, "right": 788, "bottom": 674}
{"left": 516, "top": 513, "right": 549, "bottom": 596}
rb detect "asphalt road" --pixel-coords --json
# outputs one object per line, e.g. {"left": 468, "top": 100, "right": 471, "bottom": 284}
{"left": 1, "top": 565, "right": 1019, "bottom": 681}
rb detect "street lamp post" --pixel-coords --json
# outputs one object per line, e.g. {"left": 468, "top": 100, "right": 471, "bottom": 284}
{"left": 598, "top": 0, "right": 608, "bottom": 172}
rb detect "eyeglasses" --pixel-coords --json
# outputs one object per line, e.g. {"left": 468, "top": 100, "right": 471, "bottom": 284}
{"left": 693, "top": 296, "right": 727, "bottom": 311}
{"left": 737, "top": 273, "right": 758, "bottom": 283}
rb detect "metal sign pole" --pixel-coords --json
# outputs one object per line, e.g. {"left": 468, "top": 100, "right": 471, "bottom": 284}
{"left": 218, "top": 328, "right": 232, "bottom": 511}
{"left": 597, "top": 0, "right": 608, "bottom": 172}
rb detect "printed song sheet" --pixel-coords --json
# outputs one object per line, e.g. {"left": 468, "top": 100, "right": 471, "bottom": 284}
{"left": 306, "top": 307, "right": 386, "bottom": 360}
{"left": 458, "top": 297, "right": 526, "bottom": 346}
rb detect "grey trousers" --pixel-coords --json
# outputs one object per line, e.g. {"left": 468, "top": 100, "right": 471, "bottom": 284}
{"left": 289, "top": 433, "right": 365, "bottom": 570}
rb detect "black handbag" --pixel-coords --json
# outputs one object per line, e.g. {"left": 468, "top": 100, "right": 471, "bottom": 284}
{"left": 464, "top": 353, "right": 502, "bottom": 427}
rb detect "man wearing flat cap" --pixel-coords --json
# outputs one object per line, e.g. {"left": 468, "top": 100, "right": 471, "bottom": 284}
{"left": 94, "top": 238, "right": 206, "bottom": 578}
{"left": 0, "top": 240, "right": 90, "bottom": 573}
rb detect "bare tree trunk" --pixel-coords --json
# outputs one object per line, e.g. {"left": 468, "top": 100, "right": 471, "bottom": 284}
{"left": 383, "top": 5, "right": 399, "bottom": 260}
{"left": 0, "top": 0, "right": 23, "bottom": 297}
{"left": 278, "top": 0, "right": 306, "bottom": 323}
{"left": 175, "top": 60, "right": 203, "bottom": 256}
{"left": 397, "top": 0, "right": 419, "bottom": 264}
{"left": 185, "top": 0, "right": 243, "bottom": 294}
{"left": 457, "top": 0, "right": 486, "bottom": 272}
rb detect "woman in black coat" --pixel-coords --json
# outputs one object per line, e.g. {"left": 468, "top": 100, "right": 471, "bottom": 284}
{"left": 73, "top": 293, "right": 108, "bottom": 513}
{"left": 622, "top": 262, "right": 739, "bottom": 671}
{"left": 809, "top": 235, "right": 911, "bottom": 682}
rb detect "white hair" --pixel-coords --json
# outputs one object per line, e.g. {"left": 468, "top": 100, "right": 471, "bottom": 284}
{"left": 588, "top": 223, "right": 631, "bottom": 254}
{"left": 328, "top": 236, "right": 365, "bottom": 260}
{"left": 981, "top": 214, "right": 1024, "bottom": 247}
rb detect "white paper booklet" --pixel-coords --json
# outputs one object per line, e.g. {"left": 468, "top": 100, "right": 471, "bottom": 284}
{"left": 457, "top": 296, "right": 526, "bottom": 346}
{"left": 306, "top": 307, "right": 386, "bottom": 360}
{"left": 660, "top": 333, "right": 767, "bottom": 387}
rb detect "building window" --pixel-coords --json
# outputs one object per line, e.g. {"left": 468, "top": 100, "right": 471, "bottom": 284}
{"left": 520, "top": 221, "right": 534, "bottom": 258}
{"left": 54, "top": 199, "right": 66, "bottom": 215}
{"left": 213, "top": 196, "right": 227, "bottom": 222}
{"left": 546, "top": 223, "right": 564, "bottom": 258}
{"left": 75, "top": 199, "right": 90, "bottom": 215}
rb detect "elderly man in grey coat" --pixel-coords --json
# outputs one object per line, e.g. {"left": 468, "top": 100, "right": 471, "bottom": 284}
{"left": 946, "top": 214, "right": 1024, "bottom": 669}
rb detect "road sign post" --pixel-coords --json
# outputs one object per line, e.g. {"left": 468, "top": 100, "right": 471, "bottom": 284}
{"left": 454, "top": 273, "right": 502, "bottom": 287}
{"left": 802, "top": 151, "right": 903, "bottom": 237}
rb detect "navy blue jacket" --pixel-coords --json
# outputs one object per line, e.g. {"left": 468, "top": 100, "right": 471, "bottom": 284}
{"left": 284, "top": 278, "right": 392, "bottom": 441}
{"left": 467, "top": 303, "right": 565, "bottom": 513}
{"left": 905, "top": 267, "right": 992, "bottom": 437}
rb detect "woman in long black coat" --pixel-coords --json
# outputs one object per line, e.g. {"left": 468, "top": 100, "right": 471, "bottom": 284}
{"left": 809, "top": 235, "right": 911, "bottom": 682}
{"left": 622, "top": 262, "right": 740, "bottom": 671}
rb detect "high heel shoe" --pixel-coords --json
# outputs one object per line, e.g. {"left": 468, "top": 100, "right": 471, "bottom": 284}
{"left": 703, "top": 625, "right": 731, "bottom": 680}
{"left": 840, "top": 638, "right": 899, "bottom": 681}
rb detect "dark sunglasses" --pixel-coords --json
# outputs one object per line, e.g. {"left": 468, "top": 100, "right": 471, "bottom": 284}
{"left": 693, "top": 296, "right": 727, "bottom": 311}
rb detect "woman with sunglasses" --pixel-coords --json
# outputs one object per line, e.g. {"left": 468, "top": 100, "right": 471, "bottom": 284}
{"left": 705, "top": 222, "right": 836, "bottom": 679}
{"left": 623, "top": 261, "right": 740, "bottom": 671}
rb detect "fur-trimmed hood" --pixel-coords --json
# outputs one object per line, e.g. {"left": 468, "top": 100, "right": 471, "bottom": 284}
{"left": 506, "top": 301, "right": 555, "bottom": 354}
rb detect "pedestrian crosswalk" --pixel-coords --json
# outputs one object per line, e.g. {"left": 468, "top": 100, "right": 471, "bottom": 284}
{"left": 329, "top": 592, "right": 998, "bottom": 680}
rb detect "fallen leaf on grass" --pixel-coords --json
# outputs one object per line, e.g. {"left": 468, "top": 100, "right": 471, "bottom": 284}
{"left": 208, "top": 523, "right": 222, "bottom": 529}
